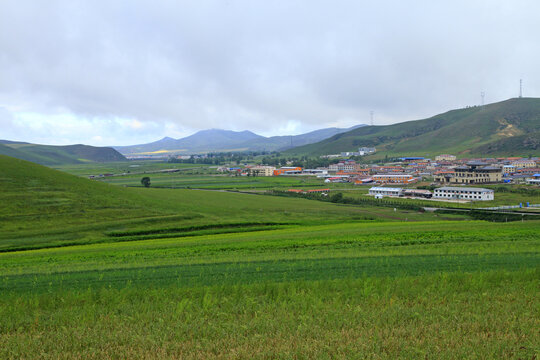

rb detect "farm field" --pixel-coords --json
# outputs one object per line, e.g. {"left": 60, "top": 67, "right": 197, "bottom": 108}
{"left": 96, "top": 172, "right": 326, "bottom": 190}
{"left": 1, "top": 155, "right": 539, "bottom": 359}
{"left": 1, "top": 219, "right": 539, "bottom": 358}
{"left": 53, "top": 160, "right": 211, "bottom": 177}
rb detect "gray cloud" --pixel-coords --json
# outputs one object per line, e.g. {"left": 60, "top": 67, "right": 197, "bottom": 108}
{"left": 0, "top": 0, "right": 539, "bottom": 145}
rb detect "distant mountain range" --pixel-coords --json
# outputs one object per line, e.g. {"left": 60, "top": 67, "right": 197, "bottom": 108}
{"left": 4, "top": 97, "right": 538, "bottom": 165}
{"left": 285, "top": 98, "right": 540, "bottom": 158}
{"left": 0, "top": 141, "right": 126, "bottom": 165}
{"left": 114, "top": 126, "right": 365, "bottom": 155}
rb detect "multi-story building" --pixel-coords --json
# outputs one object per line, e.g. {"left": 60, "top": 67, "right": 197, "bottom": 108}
{"left": 248, "top": 166, "right": 276, "bottom": 177}
{"left": 433, "top": 170, "right": 455, "bottom": 183}
{"left": 329, "top": 160, "right": 357, "bottom": 172}
{"left": 512, "top": 159, "right": 537, "bottom": 169}
{"left": 502, "top": 165, "right": 515, "bottom": 175}
{"left": 435, "top": 154, "right": 457, "bottom": 161}
{"left": 433, "top": 187, "right": 494, "bottom": 201}
{"left": 451, "top": 162, "right": 502, "bottom": 184}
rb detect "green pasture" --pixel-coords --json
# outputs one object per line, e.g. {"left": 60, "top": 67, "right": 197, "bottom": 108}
{"left": 53, "top": 160, "right": 210, "bottom": 177}
{"left": 3, "top": 156, "right": 466, "bottom": 252}
{"left": 1, "top": 219, "right": 539, "bottom": 358}
{"left": 96, "top": 172, "right": 327, "bottom": 189}
{"left": 2, "top": 155, "right": 539, "bottom": 358}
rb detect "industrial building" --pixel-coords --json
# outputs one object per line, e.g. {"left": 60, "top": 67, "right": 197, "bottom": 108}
{"left": 402, "top": 189, "right": 432, "bottom": 199}
{"left": 368, "top": 187, "right": 403, "bottom": 197}
{"left": 433, "top": 187, "right": 494, "bottom": 201}
{"left": 273, "top": 167, "right": 303, "bottom": 176}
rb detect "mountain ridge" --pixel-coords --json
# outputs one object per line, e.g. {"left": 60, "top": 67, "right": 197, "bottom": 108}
{"left": 285, "top": 98, "right": 540, "bottom": 158}
{"left": 114, "top": 125, "right": 364, "bottom": 155}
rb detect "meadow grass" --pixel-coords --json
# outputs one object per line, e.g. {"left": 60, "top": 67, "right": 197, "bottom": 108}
{"left": 2, "top": 155, "right": 539, "bottom": 359}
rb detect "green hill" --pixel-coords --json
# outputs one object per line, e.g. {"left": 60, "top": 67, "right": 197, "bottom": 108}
{"left": 0, "top": 155, "right": 382, "bottom": 252}
{"left": 286, "top": 98, "right": 540, "bottom": 158}
{"left": 0, "top": 142, "right": 126, "bottom": 165}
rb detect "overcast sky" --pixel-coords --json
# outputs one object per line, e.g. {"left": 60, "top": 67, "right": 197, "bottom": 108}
{"left": 0, "top": 0, "right": 538, "bottom": 146}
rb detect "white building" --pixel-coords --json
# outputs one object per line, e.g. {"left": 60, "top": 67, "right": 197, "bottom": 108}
{"left": 368, "top": 187, "right": 403, "bottom": 197}
{"left": 433, "top": 187, "right": 494, "bottom": 201}
{"left": 329, "top": 161, "right": 357, "bottom": 172}
{"left": 248, "top": 166, "right": 276, "bottom": 177}
{"left": 358, "top": 147, "right": 376, "bottom": 155}
{"left": 435, "top": 154, "right": 456, "bottom": 161}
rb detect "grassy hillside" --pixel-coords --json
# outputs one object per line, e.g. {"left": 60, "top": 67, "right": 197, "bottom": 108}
{"left": 1, "top": 154, "right": 539, "bottom": 358}
{"left": 286, "top": 97, "right": 540, "bottom": 158}
{"left": 0, "top": 142, "right": 126, "bottom": 165}
{"left": 2, "top": 155, "right": 433, "bottom": 252}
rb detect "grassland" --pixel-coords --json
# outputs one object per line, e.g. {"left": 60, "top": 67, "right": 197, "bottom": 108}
{"left": 1, "top": 220, "right": 539, "bottom": 358}
{"left": 3, "top": 155, "right": 462, "bottom": 252}
{"left": 1, "top": 155, "right": 539, "bottom": 359}
{"left": 286, "top": 97, "right": 540, "bottom": 158}
{"left": 0, "top": 142, "right": 126, "bottom": 165}
{"left": 52, "top": 160, "right": 210, "bottom": 177}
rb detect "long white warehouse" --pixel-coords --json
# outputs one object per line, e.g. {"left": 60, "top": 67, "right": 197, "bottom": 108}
{"left": 368, "top": 187, "right": 403, "bottom": 197}
{"left": 433, "top": 187, "right": 494, "bottom": 201}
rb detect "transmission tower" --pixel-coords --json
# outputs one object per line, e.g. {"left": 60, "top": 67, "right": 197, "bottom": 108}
{"left": 481, "top": 91, "right": 485, "bottom": 106}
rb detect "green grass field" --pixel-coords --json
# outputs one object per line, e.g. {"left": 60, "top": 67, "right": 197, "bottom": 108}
{"left": 1, "top": 155, "right": 539, "bottom": 359}
{"left": 52, "top": 160, "right": 211, "bottom": 177}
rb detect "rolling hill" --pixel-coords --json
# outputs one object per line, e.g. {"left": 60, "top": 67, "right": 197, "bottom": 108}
{"left": 285, "top": 97, "right": 540, "bottom": 158}
{"left": 0, "top": 154, "right": 381, "bottom": 252}
{"left": 115, "top": 126, "right": 364, "bottom": 155}
{"left": 0, "top": 142, "right": 127, "bottom": 165}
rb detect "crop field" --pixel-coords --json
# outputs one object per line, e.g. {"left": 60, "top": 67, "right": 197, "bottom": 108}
{"left": 52, "top": 161, "right": 211, "bottom": 177}
{"left": 1, "top": 219, "right": 539, "bottom": 359}
{"left": 2, "top": 156, "right": 539, "bottom": 359}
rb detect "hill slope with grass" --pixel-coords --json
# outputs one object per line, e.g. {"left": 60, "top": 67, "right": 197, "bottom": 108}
{"left": 286, "top": 97, "right": 540, "bottom": 158}
{"left": 0, "top": 142, "right": 126, "bottom": 165}
{"left": 0, "top": 155, "right": 393, "bottom": 251}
